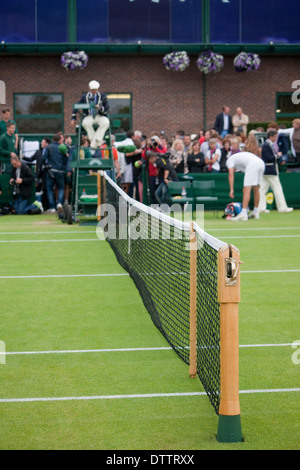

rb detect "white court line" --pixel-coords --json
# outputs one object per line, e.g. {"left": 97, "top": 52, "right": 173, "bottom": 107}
{"left": 0, "top": 231, "right": 96, "bottom": 235}
{"left": 208, "top": 227, "right": 300, "bottom": 232}
{"left": 0, "top": 235, "right": 300, "bottom": 243}
{"left": 0, "top": 273, "right": 128, "bottom": 280}
{"left": 0, "top": 239, "right": 99, "bottom": 243}
{"left": 0, "top": 388, "right": 299, "bottom": 404}
{"left": 0, "top": 269, "right": 299, "bottom": 280}
{"left": 5, "top": 343, "right": 294, "bottom": 356}
{"left": 1, "top": 228, "right": 299, "bottom": 235}
{"left": 241, "top": 269, "right": 300, "bottom": 273}
{"left": 219, "top": 235, "right": 300, "bottom": 239}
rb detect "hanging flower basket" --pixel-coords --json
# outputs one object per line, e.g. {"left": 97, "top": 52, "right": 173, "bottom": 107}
{"left": 234, "top": 52, "right": 261, "bottom": 72}
{"left": 60, "top": 51, "right": 88, "bottom": 71}
{"left": 163, "top": 51, "right": 190, "bottom": 72}
{"left": 196, "top": 51, "right": 224, "bottom": 74}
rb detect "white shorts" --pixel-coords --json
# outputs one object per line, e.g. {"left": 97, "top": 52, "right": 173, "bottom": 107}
{"left": 244, "top": 160, "right": 265, "bottom": 187}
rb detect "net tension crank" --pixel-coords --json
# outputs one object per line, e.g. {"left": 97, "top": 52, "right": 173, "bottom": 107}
{"left": 225, "top": 245, "right": 244, "bottom": 286}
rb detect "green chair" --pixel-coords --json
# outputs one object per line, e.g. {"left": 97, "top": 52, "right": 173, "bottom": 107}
{"left": 167, "top": 180, "right": 194, "bottom": 207}
{"left": 192, "top": 180, "right": 219, "bottom": 214}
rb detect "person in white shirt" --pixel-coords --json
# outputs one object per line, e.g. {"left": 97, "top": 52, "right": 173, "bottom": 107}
{"left": 205, "top": 138, "right": 221, "bottom": 172}
{"left": 226, "top": 151, "right": 265, "bottom": 221}
{"left": 278, "top": 118, "right": 300, "bottom": 164}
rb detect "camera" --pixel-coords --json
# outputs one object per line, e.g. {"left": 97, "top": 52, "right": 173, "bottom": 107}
{"left": 150, "top": 139, "right": 158, "bottom": 148}
{"left": 42, "top": 163, "right": 51, "bottom": 171}
{"left": 11, "top": 179, "right": 20, "bottom": 197}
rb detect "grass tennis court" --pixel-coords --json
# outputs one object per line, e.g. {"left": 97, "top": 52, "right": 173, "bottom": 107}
{"left": 0, "top": 210, "right": 299, "bottom": 450}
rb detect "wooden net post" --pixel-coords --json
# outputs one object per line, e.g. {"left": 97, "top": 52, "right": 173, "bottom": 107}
{"left": 217, "top": 244, "right": 243, "bottom": 443}
{"left": 97, "top": 170, "right": 105, "bottom": 221}
{"left": 189, "top": 222, "right": 197, "bottom": 379}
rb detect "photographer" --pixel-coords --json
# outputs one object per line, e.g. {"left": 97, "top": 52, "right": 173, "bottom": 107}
{"left": 10, "top": 155, "right": 41, "bottom": 214}
{"left": 142, "top": 136, "right": 167, "bottom": 203}
{"left": 147, "top": 151, "right": 178, "bottom": 206}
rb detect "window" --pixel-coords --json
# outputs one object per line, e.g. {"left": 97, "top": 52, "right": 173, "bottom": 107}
{"left": 107, "top": 93, "right": 132, "bottom": 133}
{"left": 210, "top": 0, "right": 300, "bottom": 44}
{"left": 76, "top": 0, "right": 108, "bottom": 43}
{"left": 0, "top": 0, "right": 68, "bottom": 43}
{"left": 276, "top": 93, "right": 300, "bottom": 124}
{"left": 14, "top": 93, "right": 64, "bottom": 134}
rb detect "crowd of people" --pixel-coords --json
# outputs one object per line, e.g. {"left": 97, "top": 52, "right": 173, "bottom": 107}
{"left": 0, "top": 97, "right": 299, "bottom": 219}
{"left": 114, "top": 111, "right": 298, "bottom": 219}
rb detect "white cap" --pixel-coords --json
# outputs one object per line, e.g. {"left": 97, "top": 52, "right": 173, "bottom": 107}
{"left": 89, "top": 80, "right": 100, "bottom": 90}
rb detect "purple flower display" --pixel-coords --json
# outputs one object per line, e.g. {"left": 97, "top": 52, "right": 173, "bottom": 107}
{"left": 163, "top": 51, "right": 190, "bottom": 72}
{"left": 60, "top": 51, "right": 88, "bottom": 71}
{"left": 196, "top": 51, "right": 224, "bottom": 74}
{"left": 234, "top": 52, "right": 261, "bottom": 72}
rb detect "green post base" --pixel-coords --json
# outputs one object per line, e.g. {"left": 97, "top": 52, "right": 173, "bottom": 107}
{"left": 217, "top": 414, "right": 243, "bottom": 443}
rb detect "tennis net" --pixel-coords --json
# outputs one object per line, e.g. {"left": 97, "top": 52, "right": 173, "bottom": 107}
{"left": 99, "top": 172, "right": 227, "bottom": 414}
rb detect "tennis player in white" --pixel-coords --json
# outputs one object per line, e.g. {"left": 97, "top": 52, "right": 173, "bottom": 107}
{"left": 226, "top": 151, "right": 265, "bottom": 220}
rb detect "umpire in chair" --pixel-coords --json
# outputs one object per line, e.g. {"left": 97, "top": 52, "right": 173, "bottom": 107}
{"left": 71, "top": 80, "right": 110, "bottom": 150}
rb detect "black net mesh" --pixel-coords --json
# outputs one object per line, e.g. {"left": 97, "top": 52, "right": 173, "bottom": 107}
{"left": 101, "top": 174, "right": 224, "bottom": 415}
{"left": 196, "top": 240, "right": 221, "bottom": 414}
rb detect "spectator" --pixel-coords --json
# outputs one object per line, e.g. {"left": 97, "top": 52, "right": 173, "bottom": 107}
{"left": 277, "top": 125, "right": 289, "bottom": 166}
{"left": 187, "top": 141, "right": 205, "bottom": 173}
{"left": 267, "top": 122, "right": 289, "bottom": 167}
{"left": 43, "top": 133, "right": 70, "bottom": 213}
{"left": 131, "top": 131, "right": 144, "bottom": 201}
{"left": 22, "top": 137, "right": 50, "bottom": 207}
{"left": 169, "top": 138, "right": 186, "bottom": 173}
{"left": 0, "top": 108, "right": 19, "bottom": 149}
{"left": 200, "top": 130, "right": 211, "bottom": 155}
{"left": 183, "top": 134, "right": 192, "bottom": 154}
{"left": 214, "top": 105, "right": 233, "bottom": 138}
{"left": 71, "top": 80, "right": 110, "bottom": 149}
{"left": 160, "top": 134, "right": 170, "bottom": 150}
{"left": 175, "top": 129, "right": 185, "bottom": 140}
{"left": 107, "top": 134, "right": 121, "bottom": 182}
{"left": 245, "top": 133, "right": 260, "bottom": 157}
{"left": 219, "top": 138, "right": 231, "bottom": 172}
{"left": 63, "top": 135, "right": 75, "bottom": 205}
{"left": 64, "top": 135, "right": 76, "bottom": 162}
{"left": 232, "top": 107, "right": 249, "bottom": 136}
{"left": 0, "top": 121, "right": 18, "bottom": 174}
{"left": 10, "top": 155, "right": 42, "bottom": 214}
{"left": 278, "top": 119, "right": 300, "bottom": 166}
{"left": 198, "top": 129, "right": 205, "bottom": 143}
{"left": 226, "top": 151, "right": 265, "bottom": 221}
{"left": 258, "top": 130, "right": 293, "bottom": 214}
{"left": 227, "top": 137, "right": 241, "bottom": 158}
{"left": 115, "top": 130, "right": 142, "bottom": 195}
{"left": 204, "top": 138, "right": 222, "bottom": 172}
{"left": 79, "top": 136, "right": 93, "bottom": 160}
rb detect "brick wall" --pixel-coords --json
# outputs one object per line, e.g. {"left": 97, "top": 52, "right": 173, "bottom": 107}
{"left": 1, "top": 54, "right": 299, "bottom": 138}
